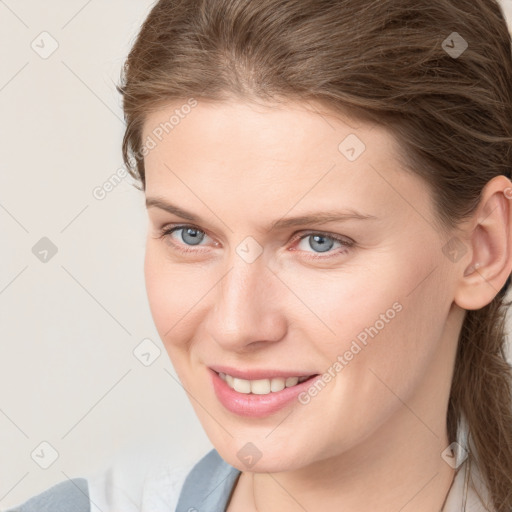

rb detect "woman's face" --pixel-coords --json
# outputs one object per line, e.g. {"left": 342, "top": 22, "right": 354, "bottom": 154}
{"left": 142, "top": 99, "right": 464, "bottom": 472}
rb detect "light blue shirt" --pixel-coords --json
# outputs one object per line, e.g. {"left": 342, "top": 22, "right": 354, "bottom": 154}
{"left": 4, "top": 450, "right": 239, "bottom": 512}
{"left": 4, "top": 445, "right": 494, "bottom": 511}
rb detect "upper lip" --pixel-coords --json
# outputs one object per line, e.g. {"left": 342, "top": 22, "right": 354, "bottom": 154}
{"left": 209, "top": 365, "right": 318, "bottom": 380}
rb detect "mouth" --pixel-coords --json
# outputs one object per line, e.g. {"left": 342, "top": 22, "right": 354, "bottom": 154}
{"left": 210, "top": 369, "right": 322, "bottom": 417}
{"left": 214, "top": 370, "right": 319, "bottom": 396}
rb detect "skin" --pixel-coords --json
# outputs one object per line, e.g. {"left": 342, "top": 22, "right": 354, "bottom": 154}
{"left": 142, "top": 98, "right": 512, "bottom": 512}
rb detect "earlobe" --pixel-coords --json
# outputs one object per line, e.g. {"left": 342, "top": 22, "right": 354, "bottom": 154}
{"left": 453, "top": 175, "right": 512, "bottom": 311}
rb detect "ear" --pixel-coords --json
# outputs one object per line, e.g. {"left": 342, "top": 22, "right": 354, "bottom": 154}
{"left": 454, "top": 175, "right": 512, "bottom": 310}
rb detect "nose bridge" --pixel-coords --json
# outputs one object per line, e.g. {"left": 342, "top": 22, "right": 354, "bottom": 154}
{"left": 219, "top": 253, "right": 267, "bottom": 327}
{"left": 207, "top": 248, "right": 285, "bottom": 348}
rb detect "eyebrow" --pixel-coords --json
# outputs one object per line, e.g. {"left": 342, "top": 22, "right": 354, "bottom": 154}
{"left": 145, "top": 197, "right": 377, "bottom": 231}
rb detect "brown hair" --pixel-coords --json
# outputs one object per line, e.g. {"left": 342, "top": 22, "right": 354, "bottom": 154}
{"left": 117, "top": 0, "right": 512, "bottom": 509}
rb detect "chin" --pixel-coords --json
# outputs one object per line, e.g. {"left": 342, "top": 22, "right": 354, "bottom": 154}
{"left": 212, "top": 437, "right": 314, "bottom": 473}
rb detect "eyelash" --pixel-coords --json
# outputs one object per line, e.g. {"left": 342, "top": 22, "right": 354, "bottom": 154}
{"left": 157, "top": 224, "right": 354, "bottom": 260}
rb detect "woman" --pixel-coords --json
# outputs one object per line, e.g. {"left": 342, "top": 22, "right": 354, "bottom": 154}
{"left": 7, "top": 0, "right": 512, "bottom": 511}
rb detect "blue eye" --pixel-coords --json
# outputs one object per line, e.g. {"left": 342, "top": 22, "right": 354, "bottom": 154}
{"left": 158, "top": 225, "right": 211, "bottom": 255}
{"left": 158, "top": 225, "right": 353, "bottom": 259}
{"left": 175, "top": 227, "right": 206, "bottom": 246}
{"left": 298, "top": 234, "right": 337, "bottom": 253}
{"left": 292, "top": 232, "right": 353, "bottom": 258}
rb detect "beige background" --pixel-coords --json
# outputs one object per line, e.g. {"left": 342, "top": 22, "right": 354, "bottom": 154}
{"left": 0, "top": 0, "right": 511, "bottom": 508}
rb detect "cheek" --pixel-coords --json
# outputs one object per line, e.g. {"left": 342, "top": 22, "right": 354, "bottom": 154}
{"left": 143, "top": 241, "right": 211, "bottom": 350}
{"left": 280, "top": 263, "right": 403, "bottom": 355}
{"left": 143, "top": 246, "right": 200, "bottom": 384}
{"left": 332, "top": 270, "right": 450, "bottom": 410}
{"left": 144, "top": 243, "right": 186, "bottom": 342}
{"left": 293, "top": 247, "right": 448, "bottom": 389}
{"left": 144, "top": 244, "right": 169, "bottom": 331}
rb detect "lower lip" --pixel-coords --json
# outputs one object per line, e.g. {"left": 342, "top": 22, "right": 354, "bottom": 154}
{"left": 210, "top": 369, "right": 321, "bottom": 418}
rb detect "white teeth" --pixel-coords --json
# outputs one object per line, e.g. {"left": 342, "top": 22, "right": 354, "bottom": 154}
{"left": 270, "top": 378, "right": 285, "bottom": 392}
{"left": 250, "top": 379, "right": 271, "bottom": 395}
{"left": 218, "top": 373, "right": 312, "bottom": 395}
{"left": 285, "top": 376, "right": 299, "bottom": 387}
{"left": 233, "top": 377, "right": 252, "bottom": 394}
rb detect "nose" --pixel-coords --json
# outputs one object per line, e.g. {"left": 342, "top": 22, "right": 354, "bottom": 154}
{"left": 206, "top": 252, "right": 288, "bottom": 352}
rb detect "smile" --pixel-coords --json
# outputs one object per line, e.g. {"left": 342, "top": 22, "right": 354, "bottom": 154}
{"left": 218, "top": 372, "right": 314, "bottom": 395}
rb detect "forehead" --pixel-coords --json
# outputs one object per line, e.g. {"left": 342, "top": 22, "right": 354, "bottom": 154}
{"left": 141, "top": 99, "right": 433, "bottom": 228}
{"left": 142, "top": 98, "right": 399, "bottom": 176}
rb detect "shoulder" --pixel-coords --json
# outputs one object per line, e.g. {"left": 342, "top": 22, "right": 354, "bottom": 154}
{"left": 139, "top": 448, "right": 239, "bottom": 512}
{"left": 175, "top": 448, "right": 241, "bottom": 511}
{"left": 3, "top": 449, "right": 227, "bottom": 512}
{"left": 4, "top": 478, "right": 89, "bottom": 512}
